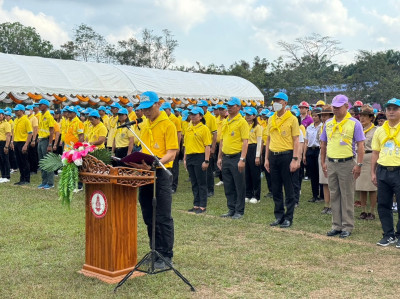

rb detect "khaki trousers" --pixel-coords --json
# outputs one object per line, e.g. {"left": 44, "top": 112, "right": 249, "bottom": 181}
{"left": 327, "top": 159, "right": 355, "bottom": 232}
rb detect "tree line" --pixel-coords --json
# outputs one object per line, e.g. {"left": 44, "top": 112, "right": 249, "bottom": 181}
{"left": 1, "top": 22, "right": 400, "bottom": 105}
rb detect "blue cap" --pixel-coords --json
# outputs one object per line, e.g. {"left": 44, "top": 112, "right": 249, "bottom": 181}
{"left": 0, "top": 109, "right": 4, "bottom": 114}
{"left": 4, "top": 111, "right": 12, "bottom": 116}
{"left": 13, "top": 104, "right": 25, "bottom": 111}
{"left": 226, "top": 97, "right": 241, "bottom": 106}
{"left": 385, "top": 98, "right": 400, "bottom": 108}
{"left": 98, "top": 106, "right": 107, "bottom": 111}
{"left": 67, "top": 106, "right": 79, "bottom": 114}
{"left": 49, "top": 110, "right": 54, "bottom": 115}
{"left": 216, "top": 104, "right": 227, "bottom": 110}
{"left": 175, "top": 108, "right": 182, "bottom": 113}
{"left": 33, "top": 102, "right": 40, "bottom": 106}
{"left": 38, "top": 99, "right": 50, "bottom": 107}
{"left": 260, "top": 108, "right": 270, "bottom": 116}
{"left": 187, "top": 105, "right": 194, "bottom": 110}
{"left": 137, "top": 91, "right": 159, "bottom": 110}
{"left": 373, "top": 108, "right": 378, "bottom": 114}
{"left": 5, "top": 107, "right": 12, "bottom": 112}
{"left": 197, "top": 100, "right": 208, "bottom": 107}
{"left": 110, "top": 102, "right": 122, "bottom": 109}
{"left": 89, "top": 110, "right": 100, "bottom": 118}
{"left": 189, "top": 107, "right": 204, "bottom": 115}
{"left": 160, "top": 102, "right": 172, "bottom": 110}
{"left": 239, "top": 110, "right": 245, "bottom": 116}
{"left": 243, "top": 107, "right": 257, "bottom": 115}
{"left": 106, "top": 110, "right": 112, "bottom": 115}
{"left": 273, "top": 92, "right": 288, "bottom": 102}
{"left": 182, "top": 110, "right": 189, "bottom": 121}
{"left": 266, "top": 111, "right": 275, "bottom": 118}
{"left": 117, "top": 108, "right": 129, "bottom": 115}
{"left": 126, "top": 102, "right": 134, "bottom": 107}
{"left": 26, "top": 105, "right": 34, "bottom": 110}
{"left": 291, "top": 107, "right": 300, "bottom": 117}
{"left": 208, "top": 106, "right": 215, "bottom": 112}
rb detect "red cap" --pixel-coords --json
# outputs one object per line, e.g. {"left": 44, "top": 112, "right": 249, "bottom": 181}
{"left": 354, "top": 100, "right": 363, "bottom": 107}
{"left": 299, "top": 101, "right": 309, "bottom": 108}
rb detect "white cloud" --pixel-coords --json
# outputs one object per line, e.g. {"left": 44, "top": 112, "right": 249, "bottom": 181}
{"left": 106, "top": 26, "right": 141, "bottom": 45}
{"left": 0, "top": 0, "right": 70, "bottom": 47}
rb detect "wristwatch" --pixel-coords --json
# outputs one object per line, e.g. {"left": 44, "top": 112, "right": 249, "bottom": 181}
{"left": 292, "top": 157, "right": 299, "bottom": 161}
{"left": 204, "top": 160, "right": 209, "bottom": 164}
{"left": 240, "top": 157, "right": 245, "bottom": 162}
{"left": 357, "top": 162, "right": 363, "bottom": 167}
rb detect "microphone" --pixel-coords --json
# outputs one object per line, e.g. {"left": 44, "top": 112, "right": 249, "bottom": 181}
{"left": 117, "top": 118, "right": 143, "bottom": 128}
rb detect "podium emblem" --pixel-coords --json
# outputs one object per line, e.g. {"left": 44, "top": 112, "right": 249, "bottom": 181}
{"left": 90, "top": 191, "right": 108, "bottom": 218}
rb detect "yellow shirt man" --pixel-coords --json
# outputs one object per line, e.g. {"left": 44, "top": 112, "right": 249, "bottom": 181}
{"left": 266, "top": 111, "right": 300, "bottom": 152}
{"left": 372, "top": 121, "right": 400, "bottom": 166}
{"left": 184, "top": 123, "right": 212, "bottom": 154}
{"left": 88, "top": 122, "right": 107, "bottom": 149}
{"left": 0, "top": 120, "right": 11, "bottom": 141}
{"left": 221, "top": 114, "right": 249, "bottom": 154}
{"left": 14, "top": 115, "right": 33, "bottom": 142}
{"left": 64, "top": 117, "right": 84, "bottom": 150}
{"left": 38, "top": 110, "right": 55, "bottom": 139}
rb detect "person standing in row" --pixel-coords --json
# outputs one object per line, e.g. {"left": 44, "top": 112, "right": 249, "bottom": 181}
{"left": 184, "top": 107, "right": 211, "bottom": 214}
{"left": 11, "top": 104, "right": 33, "bottom": 185}
{"left": 87, "top": 110, "right": 107, "bottom": 149}
{"left": 217, "top": 97, "right": 249, "bottom": 219}
{"left": 264, "top": 92, "right": 300, "bottom": 228}
{"left": 112, "top": 108, "right": 134, "bottom": 160}
{"left": 244, "top": 107, "right": 262, "bottom": 204}
{"left": 26, "top": 105, "right": 39, "bottom": 174}
{"left": 106, "top": 102, "right": 121, "bottom": 151}
{"left": 356, "top": 105, "right": 377, "bottom": 220}
{"left": 214, "top": 104, "right": 228, "bottom": 187}
{"left": 371, "top": 98, "right": 400, "bottom": 247}
{"left": 0, "top": 109, "right": 11, "bottom": 183}
{"left": 320, "top": 95, "right": 365, "bottom": 239}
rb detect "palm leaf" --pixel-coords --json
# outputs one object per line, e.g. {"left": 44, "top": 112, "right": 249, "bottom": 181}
{"left": 39, "top": 153, "right": 63, "bottom": 172}
{"left": 89, "top": 148, "right": 112, "bottom": 165}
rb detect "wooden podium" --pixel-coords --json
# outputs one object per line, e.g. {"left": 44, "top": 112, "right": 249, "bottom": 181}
{"left": 78, "top": 155, "right": 154, "bottom": 283}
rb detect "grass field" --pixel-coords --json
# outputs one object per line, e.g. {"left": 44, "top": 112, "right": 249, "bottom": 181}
{"left": 0, "top": 165, "right": 399, "bottom": 298}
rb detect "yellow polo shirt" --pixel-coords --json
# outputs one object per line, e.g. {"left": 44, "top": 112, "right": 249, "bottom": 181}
{"left": 60, "top": 117, "right": 68, "bottom": 142}
{"left": 216, "top": 116, "right": 226, "bottom": 143}
{"left": 101, "top": 114, "right": 109, "bottom": 128}
{"left": 53, "top": 121, "right": 60, "bottom": 133}
{"left": 168, "top": 113, "right": 182, "bottom": 132}
{"left": 0, "top": 120, "right": 11, "bottom": 141}
{"left": 133, "top": 118, "right": 145, "bottom": 146}
{"left": 204, "top": 111, "right": 217, "bottom": 134}
{"left": 84, "top": 119, "right": 92, "bottom": 141}
{"left": 140, "top": 112, "right": 178, "bottom": 168}
{"left": 184, "top": 122, "right": 212, "bottom": 154}
{"left": 114, "top": 125, "right": 134, "bottom": 148}
{"left": 64, "top": 117, "right": 84, "bottom": 150}
{"left": 372, "top": 122, "right": 400, "bottom": 166}
{"left": 34, "top": 112, "right": 41, "bottom": 121}
{"left": 107, "top": 115, "right": 118, "bottom": 147}
{"left": 128, "top": 110, "right": 137, "bottom": 122}
{"left": 88, "top": 122, "right": 107, "bottom": 149}
{"left": 38, "top": 110, "right": 55, "bottom": 139}
{"left": 221, "top": 114, "right": 249, "bottom": 154}
{"left": 8, "top": 119, "right": 14, "bottom": 133}
{"left": 29, "top": 114, "right": 38, "bottom": 129}
{"left": 181, "top": 121, "right": 189, "bottom": 136}
{"left": 266, "top": 112, "right": 299, "bottom": 152}
{"left": 13, "top": 115, "right": 33, "bottom": 142}
{"left": 248, "top": 124, "right": 262, "bottom": 144}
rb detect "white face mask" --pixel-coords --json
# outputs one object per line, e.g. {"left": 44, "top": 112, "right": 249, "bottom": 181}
{"left": 273, "top": 102, "right": 283, "bottom": 112}
{"left": 25, "top": 110, "right": 30, "bottom": 115}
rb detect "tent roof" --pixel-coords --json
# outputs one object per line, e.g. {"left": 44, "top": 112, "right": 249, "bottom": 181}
{"left": 0, "top": 53, "right": 264, "bottom": 101}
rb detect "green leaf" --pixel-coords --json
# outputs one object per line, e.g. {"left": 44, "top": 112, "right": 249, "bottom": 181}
{"left": 89, "top": 149, "right": 112, "bottom": 165}
{"left": 39, "top": 153, "right": 63, "bottom": 172}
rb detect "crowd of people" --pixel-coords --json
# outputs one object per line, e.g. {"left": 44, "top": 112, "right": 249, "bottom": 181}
{"left": 1, "top": 91, "right": 400, "bottom": 266}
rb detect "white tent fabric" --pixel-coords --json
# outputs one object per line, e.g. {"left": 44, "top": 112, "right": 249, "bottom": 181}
{"left": 0, "top": 53, "right": 264, "bottom": 101}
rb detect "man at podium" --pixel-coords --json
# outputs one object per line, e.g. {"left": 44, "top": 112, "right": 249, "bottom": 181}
{"left": 132, "top": 91, "right": 179, "bottom": 270}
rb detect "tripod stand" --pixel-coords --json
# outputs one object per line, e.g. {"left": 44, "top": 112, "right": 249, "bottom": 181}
{"left": 113, "top": 121, "right": 195, "bottom": 293}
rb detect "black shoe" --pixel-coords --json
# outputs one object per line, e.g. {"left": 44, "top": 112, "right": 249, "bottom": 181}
{"left": 308, "top": 197, "right": 318, "bottom": 203}
{"left": 221, "top": 211, "right": 235, "bottom": 218}
{"left": 195, "top": 208, "right": 206, "bottom": 214}
{"left": 154, "top": 257, "right": 173, "bottom": 270}
{"left": 20, "top": 181, "right": 30, "bottom": 185}
{"left": 207, "top": 192, "right": 214, "bottom": 197}
{"left": 270, "top": 218, "right": 284, "bottom": 226}
{"left": 339, "top": 231, "right": 351, "bottom": 238}
{"left": 264, "top": 192, "right": 273, "bottom": 198}
{"left": 14, "top": 181, "right": 24, "bottom": 185}
{"left": 231, "top": 213, "right": 243, "bottom": 220}
{"left": 187, "top": 207, "right": 198, "bottom": 213}
{"left": 327, "top": 229, "right": 342, "bottom": 237}
{"left": 280, "top": 220, "right": 291, "bottom": 228}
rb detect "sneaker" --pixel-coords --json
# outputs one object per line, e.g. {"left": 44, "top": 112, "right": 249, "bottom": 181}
{"left": 326, "top": 208, "right": 332, "bottom": 215}
{"left": 377, "top": 236, "right": 397, "bottom": 247}
{"left": 396, "top": 239, "right": 400, "bottom": 249}
{"left": 249, "top": 198, "right": 259, "bottom": 204}
{"left": 0, "top": 178, "right": 10, "bottom": 183}
{"left": 187, "top": 207, "right": 198, "bottom": 213}
{"left": 37, "top": 183, "right": 46, "bottom": 189}
{"left": 215, "top": 181, "right": 224, "bottom": 186}
{"left": 154, "top": 257, "right": 172, "bottom": 270}
{"left": 359, "top": 212, "right": 367, "bottom": 220}
{"left": 321, "top": 207, "right": 329, "bottom": 214}
{"left": 245, "top": 197, "right": 250, "bottom": 203}
{"left": 10, "top": 169, "right": 18, "bottom": 174}
{"left": 43, "top": 184, "right": 54, "bottom": 190}
{"left": 195, "top": 208, "right": 206, "bottom": 214}
{"left": 365, "top": 213, "right": 375, "bottom": 220}
{"left": 73, "top": 187, "right": 83, "bottom": 193}
{"left": 393, "top": 203, "right": 398, "bottom": 213}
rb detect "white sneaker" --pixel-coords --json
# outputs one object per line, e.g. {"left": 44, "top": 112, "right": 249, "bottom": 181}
{"left": 10, "top": 169, "right": 17, "bottom": 174}
{"left": 0, "top": 178, "right": 6, "bottom": 183}
{"left": 73, "top": 188, "right": 83, "bottom": 193}
{"left": 245, "top": 197, "right": 250, "bottom": 203}
{"left": 249, "top": 198, "right": 259, "bottom": 204}
{"left": 215, "top": 181, "right": 224, "bottom": 186}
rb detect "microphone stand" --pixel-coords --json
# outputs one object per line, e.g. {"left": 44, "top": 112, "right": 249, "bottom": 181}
{"left": 114, "top": 120, "right": 195, "bottom": 293}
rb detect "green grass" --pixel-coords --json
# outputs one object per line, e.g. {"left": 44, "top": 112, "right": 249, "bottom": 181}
{"left": 0, "top": 166, "right": 398, "bottom": 298}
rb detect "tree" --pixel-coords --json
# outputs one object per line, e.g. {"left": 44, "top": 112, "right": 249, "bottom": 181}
{"left": 0, "top": 22, "right": 55, "bottom": 57}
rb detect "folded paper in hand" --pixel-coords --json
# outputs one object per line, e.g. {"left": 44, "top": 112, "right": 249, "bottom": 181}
{"left": 121, "top": 152, "right": 155, "bottom": 165}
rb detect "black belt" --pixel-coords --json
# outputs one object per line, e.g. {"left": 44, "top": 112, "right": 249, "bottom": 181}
{"left": 308, "top": 146, "right": 320, "bottom": 150}
{"left": 270, "top": 150, "right": 293, "bottom": 156}
{"left": 223, "top": 153, "right": 241, "bottom": 158}
{"left": 379, "top": 165, "right": 400, "bottom": 172}
{"left": 365, "top": 150, "right": 372, "bottom": 154}
{"left": 327, "top": 156, "right": 354, "bottom": 163}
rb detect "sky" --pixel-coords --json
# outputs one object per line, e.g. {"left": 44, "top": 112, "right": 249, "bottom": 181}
{"left": 1, "top": 0, "right": 400, "bottom": 69}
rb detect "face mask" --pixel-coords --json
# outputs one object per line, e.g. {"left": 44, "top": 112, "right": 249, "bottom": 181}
{"left": 25, "top": 111, "right": 30, "bottom": 115}
{"left": 273, "top": 102, "right": 283, "bottom": 112}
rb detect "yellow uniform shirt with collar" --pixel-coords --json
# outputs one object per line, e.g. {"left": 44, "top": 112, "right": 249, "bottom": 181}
{"left": 38, "top": 110, "right": 55, "bottom": 139}
{"left": 184, "top": 122, "right": 212, "bottom": 154}
{"left": 8, "top": 119, "right": 14, "bottom": 133}
{"left": 13, "top": 115, "right": 33, "bottom": 142}
{"left": 88, "top": 122, "right": 107, "bottom": 149}
{"left": 64, "top": 117, "right": 84, "bottom": 150}
{"left": 133, "top": 117, "right": 146, "bottom": 146}
{"left": 140, "top": 112, "right": 178, "bottom": 168}
{"left": 204, "top": 111, "right": 217, "bottom": 135}
{"left": 0, "top": 120, "right": 11, "bottom": 141}
{"left": 83, "top": 119, "right": 92, "bottom": 141}
{"left": 299, "top": 124, "right": 306, "bottom": 139}
{"left": 168, "top": 113, "right": 182, "bottom": 132}
{"left": 266, "top": 112, "right": 300, "bottom": 152}
{"left": 216, "top": 116, "right": 227, "bottom": 143}
{"left": 101, "top": 115, "right": 109, "bottom": 128}
{"left": 34, "top": 112, "right": 41, "bottom": 121}
{"left": 372, "top": 122, "right": 400, "bottom": 166}
{"left": 248, "top": 124, "right": 262, "bottom": 144}
{"left": 107, "top": 115, "right": 118, "bottom": 147}
{"left": 181, "top": 121, "right": 189, "bottom": 136}
{"left": 53, "top": 121, "right": 60, "bottom": 133}
{"left": 28, "top": 114, "right": 38, "bottom": 129}
{"left": 221, "top": 114, "right": 249, "bottom": 154}
{"left": 114, "top": 124, "right": 134, "bottom": 148}
{"left": 128, "top": 111, "right": 137, "bottom": 122}
{"left": 258, "top": 118, "right": 267, "bottom": 129}
{"left": 60, "top": 117, "right": 68, "bottom": 142}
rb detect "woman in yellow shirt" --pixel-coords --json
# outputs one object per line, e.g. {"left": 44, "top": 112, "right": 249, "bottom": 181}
{"left": 0, "top": 109, "right": 12, "bottom": 182}
{"left": 184, "top": 107, "right": 212, "bottom": 214}
{"left": 244, "top": 107, "right": 263, "bottom": 204}
{"left": 88, "top": 110, "right": 108, "bottom": 149}
{"left": 112, "top": 108, "right": 134, "bottom": 161}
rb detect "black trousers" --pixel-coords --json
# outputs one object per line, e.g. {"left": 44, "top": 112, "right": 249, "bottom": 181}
{"left": 0, "top": 141, "right": 10, "bottom": 179}
{"left": 269, "top": 152, "right": 296, "bottom": 222}
{"left": 139, "top": 168, "right": 174, "bottom": 258}
{"left": 206, "top": 155, "right": 215, "bottom": 193}
{"left": 113, "top": 147, "right": 129, "bottom": 167}
{"left": 306, "top": 147, "right": 320, "bottom": 198}
{"left": 261, "top": 151, "right": 272, "bottom": 193}
{"left": 172, "top": 153, "right": 179, "bottom": 192}
{"left": 28, "top": 137, "right": 38, "bottom": 173}
{"left": 377, "top": 166, "right": 400, "bottom": 238}
{"left": 214, "top": 142, "right": 222, "bottom": 181}
{"left": 187, "top": 153, "right": 207, "bottom": 208}
{"left": 245, "top": 144, "right": 261, "bottom": 200}
{"left": 292, "top": 168, "right": 300, "bottom": 204}
{"left": 8, "top": 147, "right": 17, "bottom": 169}
{"left": 14, "top": 142, "right": 30, "bottom": 183}
{"left": 222, "top": 153, "right": 245, "bottom": 215}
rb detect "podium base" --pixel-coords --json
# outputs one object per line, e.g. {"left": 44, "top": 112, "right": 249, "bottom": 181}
{"left": 79, "top": 264, "right": 145, "bottom": 284}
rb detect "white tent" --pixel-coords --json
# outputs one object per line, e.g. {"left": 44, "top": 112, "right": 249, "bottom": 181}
{"left": 0, "top": 53, "right": 264, "bottom": 106}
